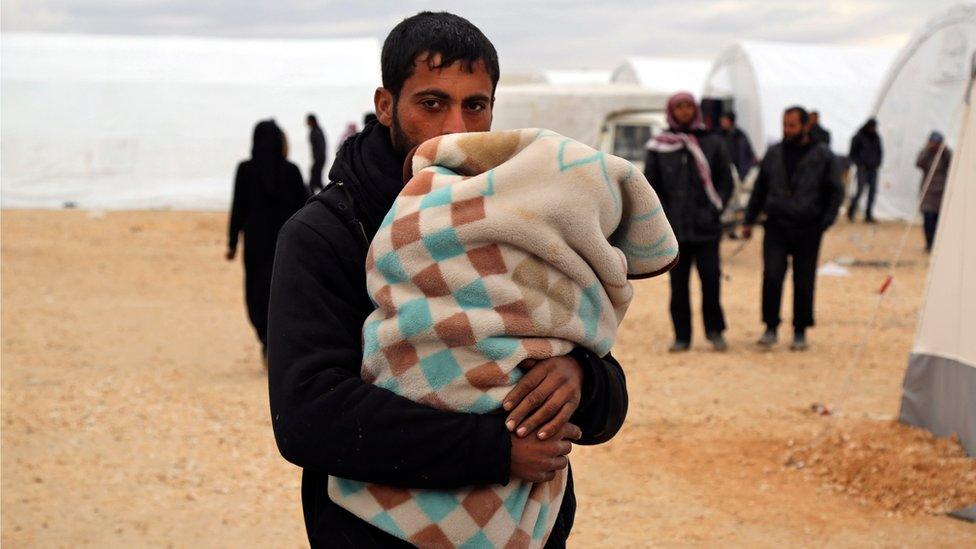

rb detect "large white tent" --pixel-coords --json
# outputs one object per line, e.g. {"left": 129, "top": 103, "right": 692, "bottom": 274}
{"left": 541, "top": 69, "right": 612, "bottom": 85}
{"left": 1, "top": 33, "right": 380, "bottom": 210}
{"left": 611, "top": 57, "right": 712, "bottom": 97}
{"left": 899, "top": 69, "right": 976, "bottom": 458}
{"left": 871, "top": 3, "right": 976, "bottom": 220}
{"left": 702, "top": 41, "right": 897, "bottom": 156}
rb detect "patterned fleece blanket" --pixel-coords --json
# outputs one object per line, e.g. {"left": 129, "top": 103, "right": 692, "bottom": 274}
{"left": 329, "top": 128, "right": 678, "bottom": 548}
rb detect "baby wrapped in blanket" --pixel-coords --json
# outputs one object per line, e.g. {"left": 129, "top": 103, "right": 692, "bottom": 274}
{"left": 329, "top": 128, "right": 678, "bottom": 548}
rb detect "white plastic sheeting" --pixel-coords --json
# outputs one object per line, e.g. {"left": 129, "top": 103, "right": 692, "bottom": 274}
{"left": 611, "top": 57, "right": 712, "bottom": 97}
{"left": 1, "top": 33, "right": 380, "bottom": 210}
{"left": 872, "top": 3, "right": 976, "bottom": 220}
{"left": 541, "top": 70, "right": 612, "bottom": 85}
{"left": 703, "top": 41, "right": 897, "bottom": 157}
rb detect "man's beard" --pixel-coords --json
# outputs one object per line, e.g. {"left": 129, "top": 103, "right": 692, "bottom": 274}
{"left": 389, "top": 101, "right": 415, "bottom": 157}
{"left": 784, "top": 132, "right": 806, "bottom": 144}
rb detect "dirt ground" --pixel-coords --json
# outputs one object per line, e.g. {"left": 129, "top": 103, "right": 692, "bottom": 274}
{"left": 2, "top": 210, "right": 974, "bottom": 547}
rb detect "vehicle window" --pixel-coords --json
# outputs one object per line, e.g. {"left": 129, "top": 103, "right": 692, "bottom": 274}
{"left": 612, "top": 124, "right": 653, "bottom": 162}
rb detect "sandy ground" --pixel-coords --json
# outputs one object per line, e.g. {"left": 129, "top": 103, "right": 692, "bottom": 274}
{"left": 2, "top": 209, "right": 974, "bottom": 547}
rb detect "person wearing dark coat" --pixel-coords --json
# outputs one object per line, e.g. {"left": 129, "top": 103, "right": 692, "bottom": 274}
{"left": 742, "top": 106, "right": 844, "bottom": 351}
{"left": 916, "top": 131, "right": 952, "bottom": 252}
{"left": 848, "top": 118, "right": 884, "bottom": 222}
{"left": 306, "top": 113, "right": 327, "bottom": 194}
{"left": 718, "top": 112, "right": 757, "bottom": 181}
{"left": 646, "top": 92, "right": 734, "bottom": 352}
{"left": 807, "top": 111, "right": 832, "bottom": 148}
{"left": 267, "top": 12, "right": 629, "bottom": 548}
{"left": 227, "top": 119, "right": 309, "bottom": 356}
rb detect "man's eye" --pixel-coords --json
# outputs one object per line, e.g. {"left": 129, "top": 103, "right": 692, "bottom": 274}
{"left": 466, "top": 103, "right": 487, "bottom": 112}
{"left": 421, "top": 99, "right": 441, "bottom": 109}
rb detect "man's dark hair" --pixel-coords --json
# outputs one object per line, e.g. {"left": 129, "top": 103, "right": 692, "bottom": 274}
{"left": 381, "top": 11, "right": 500, "bottom": 99}
{"left": 720, "top": 112, "right": 736, "bottom": 123}
{"left": 306, "top": 113, "right": 317, "bottom": 124}
{"left": 784, "top": 105, "right": 809, "bottom": 125}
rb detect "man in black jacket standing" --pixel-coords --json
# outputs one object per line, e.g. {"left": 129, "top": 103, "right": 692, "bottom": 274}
{"left": 742, "top": 106, "right": 843, "bottom": 351}
{"left": 646, "top": 92, "right": 734, "bottom": 352}
{"left": 267, "top": 12, "right": 629, "bottom": 548}
{"left": 847, "top": 118, "right": 883, "bottom": 223}
{"left": 807, "top": 110, "right": 831, "bottom": 148}
{"left": 306, "top": 113, "right": 327, "bottom": 193}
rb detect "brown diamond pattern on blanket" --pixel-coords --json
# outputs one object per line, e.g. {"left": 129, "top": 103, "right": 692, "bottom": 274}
{"left": 418, "top": 392, "right": 449, "bottom": 411}
{"left": 365, "top": 247, "right": 375, "bottom": 272}
{"left": 548, "top": 277, "right": 577, "bottom": 328}
{"left": 411, "top": 264, "right": 452, "bottom": 298}
{"left": 512, "top": 259, "right": 549, "bottom": 311}
{"left": 374, "top": 285, "right": 394, "bottom": 317}
{"left": 451, "top": 196, "right": 487, "bottom": 226}
{"left": 494, "top": 300, "right": 533, "bottom": 334}
{"left": 521, "top": 338, "right": 553, "bottom": 360}
{"left": 411, "top": 524, "right": 454, "bottom": 548}
{"left": 382, "top": 340, "right": 419, "bottom": 376}
{"left": 434, "top": 312, "right": 477, "bottom": 347}
{"left": 367, "top": 485, "right": 412, "bottom": 510}
{"left": 504, "top": 529, "right": 531, "bottom": 549}
{"left": 467, "top": 244, "right": 507, "bottom": 277}
{"left": 461, "top": 490, "right": 504, "bottom": 527}
{"left": 464, "top": 361, "right": 508, "bottom": 391}
{"left": 455, "top": 132, "right": 521, "bottom": 174}
{"left": 401, "top": 169, "right": 434, "bottom": 196}
{"left": 391, "top": 211, "right": 422, "bottom": 249}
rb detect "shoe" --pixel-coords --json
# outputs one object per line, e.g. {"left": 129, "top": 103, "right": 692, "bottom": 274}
{"left": 790, "top": 332, "right": 809, "bottom": 351}
{"left": 865, "top": 217, "right": 877, "bottom": 224}
{"left": 706, "top": 332, "right": 728, "bottom": 351}
{"left": 668, "top": 340, "right": 691, "bottom": 353}
{"left": 756, "top": 329, "right": 777, "bottom": 348}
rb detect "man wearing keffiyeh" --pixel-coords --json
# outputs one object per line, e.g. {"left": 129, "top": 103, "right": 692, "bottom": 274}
{"left": 644, "top": 92, "right": 734, "bottom": 352}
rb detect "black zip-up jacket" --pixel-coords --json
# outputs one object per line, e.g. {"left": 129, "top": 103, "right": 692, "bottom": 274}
{"left": 744, "top": 141, "right": 844, "bottom": 230}
{"left": 849, "top": 128, "right": 883, "bottom": 169}
{"left": 644, "top": 131, "right": 734, "bottom": 243}
{"left": 267, "top": 122, "right": 629, "bottom": 548}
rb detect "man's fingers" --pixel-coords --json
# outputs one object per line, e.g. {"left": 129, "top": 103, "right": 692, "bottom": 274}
{"left": 537, "top": 403, "right": 576, "bottom": 440}
{"left": 506, "top": 379, "right": 558, "bottom": 435}
{"left": 559, "top": 423, "right": 583, "bottom": 441}
{"left": 548, "top": 455, "right": 569, "bottom": 472}
{"left": 503, "top": 365, "right": 546, "bottom": 412}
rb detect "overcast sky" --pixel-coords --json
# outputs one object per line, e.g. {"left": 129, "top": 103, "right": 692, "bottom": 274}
{"left": 1, "top": 1, "right": 959, "bottom": 71}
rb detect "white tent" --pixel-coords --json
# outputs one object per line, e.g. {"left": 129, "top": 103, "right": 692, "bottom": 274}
{"left": 541, "top": 69, "right": 612, "bottom": 85}
{"left": 491, "top": 83, "right": 668, "bottom": 149}
{"left": 1, "top": 33, "right": 380, "bottom": 210}
{"left": 871, "top": 3, "right": 976, "bottom": 220}
{"left": 702, "top": 41, "right": 897, "bottom": 156}
{"left": 899, "top": 69, "right": 976, "bottom": 458}
{"left": 611, "top": 57, "right": 712, "bottom": 97}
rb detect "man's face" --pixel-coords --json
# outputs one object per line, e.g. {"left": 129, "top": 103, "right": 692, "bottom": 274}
{"left": 719, "top": 116, "right": 733, "bottom": 131}
{"left": 672, "top": 100, "right": 696, "bottom": 126}
{"left": 783, "top": 111, "right": 806, "bottom": 142}
{"left": 375, "top": 53, "right": 494, "bottom": 155}
{"left": 808, "top": 113, "right": 819, "bottom": 128}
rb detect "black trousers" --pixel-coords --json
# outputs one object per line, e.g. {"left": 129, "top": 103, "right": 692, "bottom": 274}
{"left": 244, "top": 251, "right": 274, "bottom": 351}
{"left": 761, "top": 226, "right": 823, "bottom": 331}
{"left": 669, "top": 239, "right": 726, "bottom": 342}
{"left": 310, "top": 160, "right": 325, "bottom": 194}
{"left": 849, "top": 167, "right": 878, "bottom": 219}
{"left": 923, "top": 211, "right": 939, "bottom": 251}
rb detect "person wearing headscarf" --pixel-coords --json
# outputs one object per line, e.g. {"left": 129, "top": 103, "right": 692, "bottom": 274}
{"left": 848, "top": 118, "right": 884, "bottom": 222}
{"left": 916, "top": 131, "right": 952, "bottom": 253}
{"left": 645, "top": 92, "right": 734, "bottom": 352}
{"left": 227, "top": 119, "right": 309, "bottom": 359}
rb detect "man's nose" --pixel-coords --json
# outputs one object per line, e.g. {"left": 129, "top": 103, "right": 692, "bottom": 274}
{"left": 441, "top": 106, "right": 467, "bottom": 134}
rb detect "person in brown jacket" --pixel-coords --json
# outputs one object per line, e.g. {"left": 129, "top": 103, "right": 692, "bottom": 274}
{"left": 916, "top": 131, "right": 952, "bottom": 253}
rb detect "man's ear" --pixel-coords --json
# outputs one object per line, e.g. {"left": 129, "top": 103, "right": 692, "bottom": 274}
{"left": 374, "top": 88, "right": 394, "bottom": 128}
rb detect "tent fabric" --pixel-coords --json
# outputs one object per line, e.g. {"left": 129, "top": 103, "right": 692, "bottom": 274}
{"left": 899, "top": 70, "right": 976, "bottom": 456}
{"left": 611, "top": 57, "right": 712, "bottom": 97}
{"left": 871, "top": 3, "right": 976, "bottom": 220}
{"left": 542, "top": 69, "right": 612, "bottom": 85}
{"left": 1, "top": 33, "right": 380, "bottom": 210}
{"left": 702, "top": 41, "right": 896, "bottom": 157}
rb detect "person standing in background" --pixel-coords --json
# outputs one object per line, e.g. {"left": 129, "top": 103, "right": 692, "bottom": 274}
{"left": 916, "top": 131, "right": 951, "bottom": 253}
{"left": 848, "top": 118, "right": 883, "bottom": 223}
{"left": 306, "top": 113, "right": 327, "bottom": 194}
{"left": 807, "top": 110, "right": 831, "bottom": 148}
{"left": 718, "top": 111, "right": 757, "bottom": 181}
{"left": 742, "top": 106, "right": 844, "bottom": 351}
{"left": 646, "top": 92, "right": 734, "bottom": 352}
{"left": 227, "top": 120, "right": 309, "bottom": 362}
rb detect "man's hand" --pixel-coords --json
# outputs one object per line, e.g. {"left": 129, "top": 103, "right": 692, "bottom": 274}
{"left": 510, "top": 422, "right": 581, "bottom": 482}
{"left": 225, "top": 248, "right": 236, "bottom": 261}
{"left": 741, "top": 225, "right": 753, "bottom": 240}
{"left": 503, "top": 354, "right": 583, "bottom": 440}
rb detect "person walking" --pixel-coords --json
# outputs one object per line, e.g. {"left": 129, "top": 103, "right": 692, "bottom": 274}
{"left": 742, "top": 106, "right": 844, "bottom": 351}
{"left": 718, "top": 111, "right": 757, "bottom": 182}
{"left": 916, "top": 131, "right": 952, "bottom": 253}
{"left": 646, "top": 92, "right": 734, "bottom": 352}
{"left": 306, "top": 113, "right": 327, "bottom": 194}
{"left": 847, "top": 118, "right": 883, "bottom": 222}
{"left": 227, "top": 120, "right": 309, "bottom": 360}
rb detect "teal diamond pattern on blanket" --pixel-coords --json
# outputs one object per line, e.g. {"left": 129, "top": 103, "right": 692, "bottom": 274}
{"left": 423, "top": 227, "right": 466, "bottom": 261}
{"left": 419, "top": 349, "right": 463, "bottom": 390}
{"left": 380, "top": 203, "right": 397, "bottom": 229}
{"left": 335, "top": 477, "right": 367, "bottom": 497}
{"left": 398, "top": 298, "right": 433, "bottom": 337}
{"left": 460, "top": 531, "right": 493, "bottom": 549}
{"left": 504, "top": 483, "right": 531, "bottom": 520}
{"left": 377, "top": 375, "right": 401, "bottom": 394}
{"left": 371, "top": 511, "right": 407, "bottom": 539}
{"left": 363, "top": 320, "right": 381, "bottom": 358}
{"left": 377, "top": 251, "right": 409, "bottom": 284}
{"left": 415, "top": 491, "right": 460, "bottom": 523}
{"left": 532, "top": 503, "right": 550, "bottom": 540}
{"left": 466, "top": 393, "right": 500, "bottom": 413}
{"left": 476, "top": 337, "right": 520, "bottom": 361}
{"left": 420, "top": 185, "right": 453, "bottom": 209}
{"left": 454, "top": 279, "right": 492, "bottom": 309}
{"left": 578, "top": 283, "right": 603, "bottom": 343}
